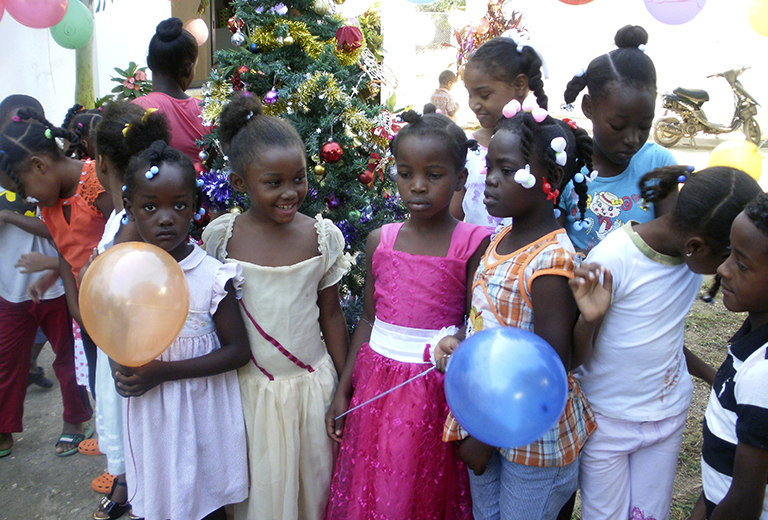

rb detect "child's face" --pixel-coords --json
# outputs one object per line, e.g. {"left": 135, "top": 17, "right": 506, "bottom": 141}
{"left": 394, "top": 134, "right": 464, "bottom": 219}
{"left": 484, "top": 129, "right": 540, "bottom": 219}
{"left": 234, "top": 146, "right": 307, "bottom": 225}
{"left": 464, "top": 63, "right": 521, "bottom": 130}
{"left": 584, "top": 81, "right": 655, "bottom": 168}
{"left": 1, "top": 157, "right": 60, "bottom": 207}
{"left": 124, "top": 162, "right": 195, "bottom": 260}
{"left": 717, "top": 213, "right": 768, "bottom": 317}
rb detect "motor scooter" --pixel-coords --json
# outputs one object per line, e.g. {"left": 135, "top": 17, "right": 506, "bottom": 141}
{"left": 653, "top": 67, "right": 761, "bottom": 147}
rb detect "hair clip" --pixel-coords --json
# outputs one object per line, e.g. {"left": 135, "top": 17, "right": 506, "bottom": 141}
{"left": 122, "top": 123, "right": 131, "bottom": 137}
{"left": 193, "top": 207, "right": 206, "bottom": 221}
{"left": 637, "top": 44, "right": 646, "bottom": 52}
{"left": 563, "top": 118, "right": 578, "bottom": 130}
{"left": 121, "top": 214, "right": 129, "bottom": 225}
{"left": 551, "top": 137, "right": 567, "bottom": 166}
{"left": 196, "top": 178, "right": 204, "bottom": 188}
{"left": 575, "top": 67, "right": 587, "bottom": 78}
{"left": 541, "top": 179, "right": 560, "bottom": 202}
{"left": 145, "top": 165, "right": 159, "bottom": 179}
{"left": 573, "top": 172, "right": 585, "bottom": 184}
{"left": 677, "top": 165, "right": 695, "bottom": 184}
{"left": 514, "top": 164, "right": 537, "bottom": 189}
{"left": 11, "top": 115, "right": 21, "bottom": 123}
{"left": 97, "top": 107, "right": 103, "bottom": 112}
{"left": 553, "top": 208, "right": 562, "bottom": 218}
{"left": 44, "top": 129, "right": 53, "bottom": 140}
{"left": 586, "top": 170, "right": 598, "bottom": 182}
{"left": 121, "top": 184, "right": 127, "bottom": 192}
{"left": 573, "top": 219, "right": 588, "bottom": 231}
{"left": 77, "top": 122, "right": 84, "bottom": 128}
{"left": 141, "top": 108, "right": 158, "bottom": 122}
{"left": 246, "top": 110, "right": 254, "bottom": 121}
{"left": 503, "top": 98, "right": 548, "bottom": 122}
{"left": 502, "top": 99, "right": 522, "bottom": 118}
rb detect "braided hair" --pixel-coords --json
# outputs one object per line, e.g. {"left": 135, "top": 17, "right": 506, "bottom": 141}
{"left": 745, "top": 192, "right": 768, "bottom": 237}
{"left": 124, "top": 140, "right": 199, "bottom": 212}
{"left": 0, "top": 108, "right": 76, "bottom": 198}
{"left": 563, "top": 25, "right": 656, "bottom": 107}
{"left": 218, "top": 94, "right": 305, "bottom": 177}
{"left": 494, "top": 112, "right": 593, "bottom": 220}
{"left": 62, "top": 104, "right": 103, "bottom": 159}
{"left": 0, "top": 95, "right": 44, "bottom": 130}
{"left": 391, "top": 109, "right": 473, "bottom": 173}
{"left": 467, "top": 36, "right": 548, "bottom": 110}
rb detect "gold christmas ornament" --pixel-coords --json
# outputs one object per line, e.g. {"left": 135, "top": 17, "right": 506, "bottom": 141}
{"left": 314, "top": 164, "right": 326, "bottom": 176}
{"left": 312, "top": 0, "right": 329, "bottom": 15}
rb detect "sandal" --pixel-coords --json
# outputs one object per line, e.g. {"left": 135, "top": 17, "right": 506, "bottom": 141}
{"left": 28, "top": 366, "right": 53, "bottom": 389}
{"left": 55, "top": 425, "right": 94, "bottom": 457}
{"left": 91, "top": 472, "right": 116, "bottom": 493}
{"left": 93, "top": 478, "right": 130, "bottom": 520}
{"left": 79, "top": 438, "right": 103, "bottom": 456}
{"left": 127, "top": 509, "right": 143, "bottom": 520}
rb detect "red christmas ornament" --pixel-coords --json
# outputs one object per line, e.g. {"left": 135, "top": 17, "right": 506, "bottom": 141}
{"left": 320, "top": 140, "right": 343, "bottom": 163}
{"left": 335, "top": 26, "right": 363, "bottom": 52}
{"left": 227, "top": 17, "right": 245, "bottom": 34}
{"left": 231, "top": 72, "right": 244, "bottom": 91}
{"left": 358, "top": 171, "right": 373, "bottom": 185}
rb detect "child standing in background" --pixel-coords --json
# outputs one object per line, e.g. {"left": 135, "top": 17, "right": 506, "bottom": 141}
{"left": 436, "top": 106, "right": 596, "bottom": 520}
{"left": 570, "top": 166, "right": 762, "bottom": 520}
{"left": 203, "top": 95, "right": 350, "bottom": 520}
{"left": 561, "top": 25, "right": 676, "bottom": 252}
{"left": 451, "top": 34, "right": 548, "bottom": 232}
{"left": 133, "top": 17, "right": 209, "bottom": 161}
{"left": 691, "top": 193, "right": 768, "bottom": 520}
{"left": 430, "top": 69, "right": 459, "bottom": 120}
{"left": 325, "top": 110, "right": 490, "bottom": 520}
{"left": 116, "top": 141, "right": 249, "bottom": 520}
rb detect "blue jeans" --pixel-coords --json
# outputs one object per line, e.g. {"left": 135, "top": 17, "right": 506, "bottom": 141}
{"left": 469, "top": 450, "right": 579, "bottom": 520}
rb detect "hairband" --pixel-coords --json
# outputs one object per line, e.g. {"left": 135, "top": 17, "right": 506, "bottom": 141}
{"left": 193, "top": 207, "right": 206, "bottom": 221}
{"left": 196, "top": 179, "right": 204, "bottom": 188}
{"left": 573, "top": 170, "right": 598, "bottom": 184}
{"left": 145, "top": 165, "right": 159, "bottom": 179}
{"left": 502, "top": 97, "right": 548, "bottom": 122}
{"left": 122, "top": 123, "right": 131, "bottom": 137}
{"left": 677, "top": 165, "right": 695, "bottom": 183}
{"left": 500, "top": 29, "right": 550, "bottom": 79}
{"left": 551, "top": 137, "right": 567, "bottom": 166}
{"left": 575, "top": 67, "right": 587, "bottom": 78}
{"left": 246, "top": 110, "right": 254, "bottom": 121}
{"left": 141, "top": 108, "right": 158, "bottom": 122}
{"left": 637, "top": 44, "right": 646, "bottom": 52}
{"left": 514, "top": 164, "right": 536, "bottom": 189}
{"left": 11, "top": 116, "right": 21, "bottom": 123}
{"left": 563, "top": 118, "right": 578, "bottom": 130}
{"left": 541, "top": 180, "right": 559, "bottom": 202}
{"left": 44, "top": 129, "right": 53, "bottom": 140}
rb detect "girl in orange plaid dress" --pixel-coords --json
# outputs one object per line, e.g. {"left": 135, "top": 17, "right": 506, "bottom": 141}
{"left": 436, "top": 104, "right": 596, "bottom": 520}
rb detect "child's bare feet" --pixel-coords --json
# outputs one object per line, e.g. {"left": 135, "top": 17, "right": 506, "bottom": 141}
{"left": 458, "top": 436, "right": 495, "bottom": 475}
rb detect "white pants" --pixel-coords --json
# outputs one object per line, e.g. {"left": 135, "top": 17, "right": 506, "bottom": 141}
{"left": 95, "top": 348, "right": 125, "bottom": 475}
{"left": 579, "top": 410, "right": 687, "bottom": 520}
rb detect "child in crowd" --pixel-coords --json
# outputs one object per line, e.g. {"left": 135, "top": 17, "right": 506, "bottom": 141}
{"left": 86, "top": 102, "right": 168, "bottom": 520}
{"left": 62, "top": 103, "right": 102, "bottom": 160}
{"left": 325, "top": 110, "right": 490, "bottom": 519}
{"left": 450, "top": 34, "right": 548, "bottom": 232}
{"left": 133, "top": 17, "right": 209, "bottom": 160}
{"left": 570, "top": 166, "right": 762, "bottom": 520}
{"left": 561, "top": 25, "right": 676, "bottom": 252}
{"left": 0, "top": 95, "right": 92, "bottom": 458}
{"left": 0, "top": 107, "right": 111, "bottom": 453}
{"left": 115, "top": 141, "right": 249, "bottom": 520}
{"left": 436, "top": 105, "right": 596, "bottom": 519}
{"left": 430, "top": 69, "right": 459, "bottom": 120}
{"left": 690, "top": 193, "right": 768, "bottom": 520}
{"left": 203, "top": 95, "right": 350, "bottom": 520}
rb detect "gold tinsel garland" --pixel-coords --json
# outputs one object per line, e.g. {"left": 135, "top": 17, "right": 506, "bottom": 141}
{"left": 201, "top": 79, "right": 234, "bottom": 127}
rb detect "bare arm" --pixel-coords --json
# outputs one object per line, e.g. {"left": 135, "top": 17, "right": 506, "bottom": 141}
{"left": 532, "top": 275, "right": 579, "bottom": 370}
{"left": 326, "top": 229, "right": 380, "bottom": 442}
{"left": 569, "top": 262, "right": 612, "bottom": 367}
{"left": 94, "top": 191, "right": 115, "bottom": 220}
{"left": 711, "top": 443, "right": 768, "bottom": 520}
{"left": 58, "top": 254, "right": 81, "bottom": 326}
{"left": 684, "top": 346, "right": 716, "bottom": 385}
{"left": 0, "top": 209, "right": 52, "bottom": 238}
{"left": 16, "top": 252, "right": 59, "bottom": 273}
{"left": 450, "top": 189, "right": 466, "bottom": 221}
{"left": 318, "top": 283, "right": 349, "bottom": 376}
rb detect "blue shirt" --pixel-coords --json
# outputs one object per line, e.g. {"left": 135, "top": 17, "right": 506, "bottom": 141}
{"left": 562, "top": 142, "right": 676, "bottom": 252}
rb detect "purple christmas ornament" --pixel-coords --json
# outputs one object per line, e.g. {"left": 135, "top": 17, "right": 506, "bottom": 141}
{"left": 264, "top": 88, "right": 279, "bottom": 105}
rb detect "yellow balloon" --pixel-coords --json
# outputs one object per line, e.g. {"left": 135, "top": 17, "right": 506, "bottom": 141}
{"left": 750, "top": 0, "right": 768, "bottom": 37}
{"left": 79, "top": 242, "right": 189, "bottom": 367}
{"left": 708, "top": 140, "right": 763, "bottom": 181}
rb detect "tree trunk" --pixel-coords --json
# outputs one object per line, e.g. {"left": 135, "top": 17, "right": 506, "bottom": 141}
{"left": 75, "top": 0, "right": 95, "bottom": 108}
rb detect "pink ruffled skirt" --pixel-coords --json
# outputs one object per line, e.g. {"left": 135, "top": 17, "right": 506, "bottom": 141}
{"left": 325, "top": 344, "right": 472, "bottom": 520}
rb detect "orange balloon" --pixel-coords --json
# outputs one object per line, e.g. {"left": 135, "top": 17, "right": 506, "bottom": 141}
{"left": 79, "top": 242, "right": 189, "bottom": 367}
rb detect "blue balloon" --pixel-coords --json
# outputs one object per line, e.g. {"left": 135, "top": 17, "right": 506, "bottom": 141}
{"left": 444, "top": 327, "right": 568, "bottom": 448}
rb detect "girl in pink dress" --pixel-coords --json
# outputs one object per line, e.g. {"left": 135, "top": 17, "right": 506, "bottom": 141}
{"left": 325, "top": 110, "right": 490, "bottom": 520}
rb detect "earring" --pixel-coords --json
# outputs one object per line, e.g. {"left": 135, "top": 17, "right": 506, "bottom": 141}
{"left": 120, "top": 214, "right": 129, "bottom": 225}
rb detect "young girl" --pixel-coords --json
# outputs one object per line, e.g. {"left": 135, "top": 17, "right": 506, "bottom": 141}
{"left": 451, "top": 34, "right": 548, "bottom": 232}
{"left": 62, "top": 103, "right": 102, "bottom": 160}
{"left": 570, "top": 166, "right": 762, "bottom": 520}
{"left": 115, "top": 140, "right": 249, "bottom": 520}
{"left": 0, "top": 108, "right": 112, "bottom": 451}
{"left": 202, "top": 95, "right": 350, "bottom": 520}
{"left": 88, "top": 102, "right": 169, "bottom": 520}
{"left": 436, "top": 106, "right": 597, "bottom": 519}
{"left": 132, "top": 17, "right": 209, "bottom": 160}
{"left": 324, "top": 110, "right": 490, "bottom": 519}
{"left": 561, "top": 25, "right": 676, "bottom": 252}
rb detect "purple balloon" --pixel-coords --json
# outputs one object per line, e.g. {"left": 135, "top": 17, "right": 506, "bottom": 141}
{"left": 644, "top": 0, "right": 706, "bottom": 25}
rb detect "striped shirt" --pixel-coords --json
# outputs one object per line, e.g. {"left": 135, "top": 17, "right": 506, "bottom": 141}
{"left": 430, "top": 88, "right": 458, "bottom": 119}
{"left": 702, "top": 319, "right": 768, "bottom": 518}
{"left": 443, "top": 228, "right": 596, "bottom": 467}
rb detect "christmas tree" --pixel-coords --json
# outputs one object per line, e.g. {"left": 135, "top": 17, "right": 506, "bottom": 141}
{"left": 197, "top": 0, "right": 404, "bottom": 327}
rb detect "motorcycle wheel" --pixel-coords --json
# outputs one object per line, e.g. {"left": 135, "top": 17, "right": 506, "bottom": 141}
{"left": 743, "top": 117, "right": 761, "bottom": 146}
{"left": 653, "top": 117, "right": 683, "bottom": 147}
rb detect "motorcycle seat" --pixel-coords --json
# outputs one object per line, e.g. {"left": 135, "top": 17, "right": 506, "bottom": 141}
{"left": 673, "top": 87, "right": 709, "bottom": 103}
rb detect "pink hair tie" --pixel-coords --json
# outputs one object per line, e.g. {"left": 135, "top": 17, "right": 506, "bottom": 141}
{"left": 502, "top": 99, "right": 521, "bottom": 118}
{"left": 11, "top": 116, "right": 21, "bottom": 122}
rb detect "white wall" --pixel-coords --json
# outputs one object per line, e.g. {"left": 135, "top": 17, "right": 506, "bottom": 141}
{"left": 0, "top": 0, "right": 170, "bottom": 125}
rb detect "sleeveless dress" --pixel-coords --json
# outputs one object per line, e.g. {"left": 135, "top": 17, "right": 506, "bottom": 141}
{"left": 325, "top": 221, "right": 489, "bottom": 520}
{"left": 202, "top": 213, "right": 351, "bottom": 520}
{"left": 124, "top": 244, "right": 248, "bottom": 520}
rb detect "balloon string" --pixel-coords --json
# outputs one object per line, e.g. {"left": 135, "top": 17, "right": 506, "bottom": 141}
{"left": 334, "top": 366, "right": 436, "bottom": 421}
{"left": 126, "top": 397, "right": 138, "bottom": 505}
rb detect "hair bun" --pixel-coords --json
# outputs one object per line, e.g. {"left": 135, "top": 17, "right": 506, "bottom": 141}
{"left": 400, "top": 109, "right": 421, "bottom": 124}
{"left": 614, "top": 25, "right": 648, "bottom": 49}
{"left": 218, "top": 94, "right": 266, "bottom": 151}
{"left": 156, "top": 17, "right": 183, "bottom": 43}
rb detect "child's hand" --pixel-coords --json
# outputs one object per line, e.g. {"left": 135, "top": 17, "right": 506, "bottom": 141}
{"left": 325, "top": 391, "right": 350, "bottom": 443}
{"left": 16, "top": 252, "right": 58, "bottom": 273}
{"left": 26, "top": 270, "right": 58, "bottom": 303}
{"left": 113, "top": 360, "right": 165, "bottom": 397}
{"left": 457, "top": 437, "right": 495, "bottom": 475}
{"left": 435, "top": 335, "right": 460, "bottom": 373}
{"left": 569, "top": 262, "right": 613, "bottom": 323}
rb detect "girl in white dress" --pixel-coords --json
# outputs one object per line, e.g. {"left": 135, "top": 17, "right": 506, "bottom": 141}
{"left": 115, "top": 141, "right": 250, "bottom": 520}
{"left": 203, "top": 95, "right": 350, "bottom": 520}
